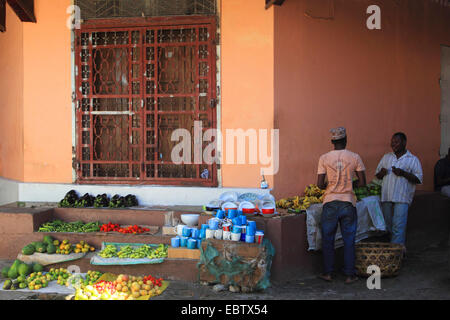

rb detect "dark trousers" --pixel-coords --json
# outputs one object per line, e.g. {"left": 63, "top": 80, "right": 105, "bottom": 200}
{"left": 321, "top": 200, "right": 357, "bottom": 276}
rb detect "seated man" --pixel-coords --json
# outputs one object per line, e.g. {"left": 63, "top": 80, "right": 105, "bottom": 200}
{"left": 434, "top": 147, "right": 450, "bottom": 197}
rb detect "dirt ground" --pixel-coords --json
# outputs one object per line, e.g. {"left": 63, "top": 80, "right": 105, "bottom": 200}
{"left": 1, "top": 241, "right": 449, "bottom": 301}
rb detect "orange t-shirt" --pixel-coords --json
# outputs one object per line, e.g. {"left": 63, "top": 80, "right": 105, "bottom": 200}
{"left": 317, "top": 149, "right": 366, "bottom": 206}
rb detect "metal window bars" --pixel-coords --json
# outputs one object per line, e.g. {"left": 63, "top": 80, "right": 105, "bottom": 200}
{"left": 75, "top": 17, "right": 217, "bottom": 186}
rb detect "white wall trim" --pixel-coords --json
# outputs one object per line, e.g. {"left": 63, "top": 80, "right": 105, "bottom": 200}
{"left": 13, "top": 180, "right": 270, "bottom": 207}
{"left": 0, "top": 177, "right": 19, "bottom": 205}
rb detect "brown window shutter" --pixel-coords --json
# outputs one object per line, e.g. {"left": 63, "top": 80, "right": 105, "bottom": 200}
{"left": 0, "top": 0, "right": 6, "bottom": 32}
{"left": 6, "top": 0, "right": 36, "bottom": 23}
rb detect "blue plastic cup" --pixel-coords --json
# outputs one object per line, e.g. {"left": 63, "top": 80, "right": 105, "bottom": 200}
{"left": 228, "top": 210, "right": 238, "bottom": 219}
{"left": 208, "top": 218, "right": 219, "bottom": 230}
{"left": 245, "top": 235, "right": 255, "bottom": 243}
{"left": 240, "top": 215, "right": 247, "bottom": 225}
{"left": 191, "top": 228, "right": 200, "bottom": 239}
{"left": 247, "top": 225, "right": 256, "bottom": 236}
{"left": 247, "top": 221, "right": 256, "bottom": 230}
{"left": 237, "top": 210, "right": 243, "bottom": 216}
{"left": 187, "top": 239, "right": 197, "bottom": 249}
{"left": 182, "top": 226, "right": 191, "bottom": 237}
{"left": 171, "top": 237, "right": 180, "bottom": 248}
{"left": 180, "top": 237, "right": 188, "bottom": 247}
{"left": 197, "top": 239, "right": 202, "bottom": 249}
{"left": 216, "top": 210, "right": 225, "bottom": 219}
{"left": 199, "top": 228, "right": 206, "bottom": 239}
{"left": 232, "top": 217, "right": 241, "bottom": 226}
{"left": 232, "top": 225, "right": 241, "bottom": 234}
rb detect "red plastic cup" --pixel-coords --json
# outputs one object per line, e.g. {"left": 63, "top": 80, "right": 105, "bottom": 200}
{"left": 255, "top": 231, "right": 264, "bottom": 244}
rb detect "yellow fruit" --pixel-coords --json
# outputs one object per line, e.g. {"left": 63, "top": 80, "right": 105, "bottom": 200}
{"left": 62, "top": 240, "right": 68, "bottom": 244}
{"left": 132, "top": 292, "right": 140, "bottom": 299}
{"left": 74, "top": 248, "right": 80, "bottom": 254}
{"left": 82, "top": 248, "right": 88, "bottom": 253}
{"left": 76, "top": 244, "right": 82, "bottom": 249}
{"left": 140, "top": 290, "right": 148, "bottom": 296}
{"left": 122, "top": 286, "right": 129, "bottom": 293}
{"left": 64, "top": 244, "right": 71, "bottom": 250}
{"left": 90, "top": 247, "right": 95, "bottom": 252}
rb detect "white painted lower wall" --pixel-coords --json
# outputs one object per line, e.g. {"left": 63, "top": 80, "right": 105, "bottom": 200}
{"left": 0, "top": 177, "right": 271, "bottom": 207}
{"left": 0, "top": 177, "right": 19, "bottom": 205}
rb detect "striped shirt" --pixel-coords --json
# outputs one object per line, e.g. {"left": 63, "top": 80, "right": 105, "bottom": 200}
{"left": 375, "top": 151, "right": 423, "bottom": 205}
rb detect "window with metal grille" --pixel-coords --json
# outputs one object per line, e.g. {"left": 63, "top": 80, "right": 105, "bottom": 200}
{"left": 74, "top": 9, "right": 218, "bottom": 186}
{"left": 75, "top": 0, "right": 216, "bottom": 20}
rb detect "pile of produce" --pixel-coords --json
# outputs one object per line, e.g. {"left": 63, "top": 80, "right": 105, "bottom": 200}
{"left": 94, "top": 194, "right": 110, "bottom": 208}
{"left": 38, "top": 220, "right": 101, "bottom": 233}
{"left": 354, "top": 183, "right": 382, "bottom": 201}
{"left": 21, "top": 236, "right": 95, "bottom": 256}
{"left": 276, "top": 184, "right": 325, "bottom": 212}
{"left": 73, "top": 240, "right": 96, "bottom": 254}
{"left": 26, "top": 272, "right": 51, "bottom": 290}
{"left": 74, "top": 274, "right": 164, "bottom": 300}
{"left": 2, "top": 259, "right": 45, "bottom": 290}
{"left": 81, "top": 271, "right": 103, "bottom": 286}
{"left": 100, "top": 222, "right": 151, "bottom": 234}
{"left": 58, "top": 190, "right": 139, "bottom": 208}
{"left": 98, "top": 244, "right": 168, "bottom": 260}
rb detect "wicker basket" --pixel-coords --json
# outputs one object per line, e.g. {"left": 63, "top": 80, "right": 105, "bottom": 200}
{"left": 355, "top": 242, "right": 404, "bottom": 277}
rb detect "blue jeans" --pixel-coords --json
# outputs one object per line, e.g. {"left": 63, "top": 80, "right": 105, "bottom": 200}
{"left": 321, "top": 201, "right": 358, "bottom": 276}
{"left": 381, "top": 202, "right": 409, "bottom": 246}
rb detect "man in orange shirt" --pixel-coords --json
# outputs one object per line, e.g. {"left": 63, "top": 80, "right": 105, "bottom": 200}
{"left": 317, "top": 127, "right": 367, "bottom": 284}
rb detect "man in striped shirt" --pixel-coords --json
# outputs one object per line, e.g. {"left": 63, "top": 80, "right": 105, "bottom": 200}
{"left": 375, "top": 132, "right": 423, "bottom": 254}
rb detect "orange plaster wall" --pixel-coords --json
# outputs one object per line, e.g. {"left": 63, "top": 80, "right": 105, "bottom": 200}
{"left": 273, "top": 0, "right": 450, "bottom": 198}
{"left": 220, "top": 0, "right": 275, "bottom": 188}
{"left": 0, "top": 4, "right": 24, "bottom": 181}
{"left": 22, "top": 0, "right": 72, "bottom": 183}
{"left": 2, "top": 0, "right": 275, "bottom": 188}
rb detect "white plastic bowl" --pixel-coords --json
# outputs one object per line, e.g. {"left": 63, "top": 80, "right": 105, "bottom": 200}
{"left": 181, "top": 214, "right": 200, "bottom": 227}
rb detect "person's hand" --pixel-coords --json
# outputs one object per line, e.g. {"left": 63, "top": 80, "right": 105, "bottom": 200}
{"left": 392, "top": 166, "right": 405, "bottom": 177}
{"left": 377, "top": 168, "right": 388, "bottom": 179}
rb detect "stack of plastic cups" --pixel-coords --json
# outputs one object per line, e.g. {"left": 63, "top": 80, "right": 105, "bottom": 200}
{"left": 200, "top": 224, "right": 208, "bottom": 239}
{"left": 171, "top": 236, "right": 181, "bottom": 248}
{"left": 255, "top": 230, "right": 264, "bottom": 244}
{"left": 231, "top": 225, "right": 241, "bottom": 241}
{"left": 222, "top": 222, "right": 232, "bottom": 240}
{"left": 246, "top": 221, "right": 256, "bottom": 243}
{"left": 191, "top": 228, "right": 200, "bottom": 239}
{"left": 240, "top": 224, "right": 247, "bottom": 242}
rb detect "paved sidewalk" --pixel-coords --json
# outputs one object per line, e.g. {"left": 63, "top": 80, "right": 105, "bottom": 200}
{"left": 1, "top": 243, "right": 449, "bottom": 300}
